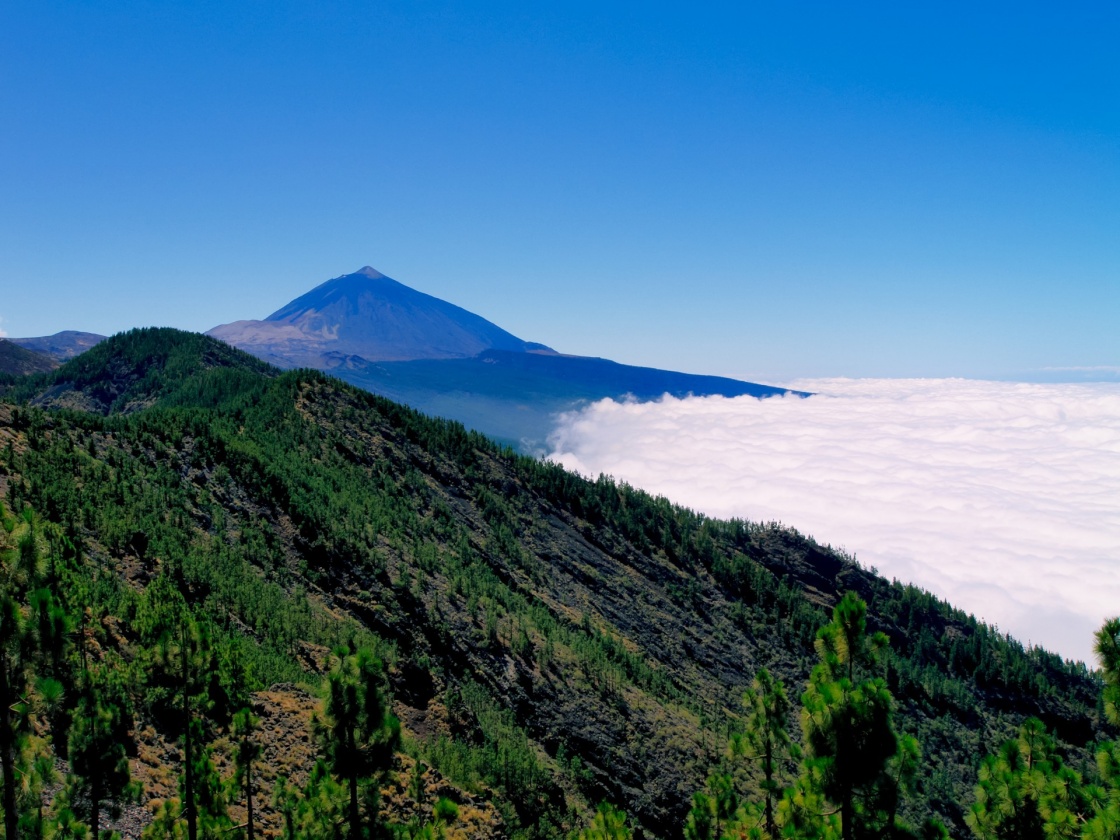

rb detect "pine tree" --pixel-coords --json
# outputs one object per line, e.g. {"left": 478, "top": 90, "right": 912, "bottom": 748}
{"left": 798, "top": 592, "right": 899, "bottom": 840}
{"left": 17, "top": 738, "right": 57, "bottom": 840}
{"left": 0, "top": 591, "right": 25, "bottom": 840}
{"left": 68, "top": 677, "right": 136, "bottom": 839}
{"left": 1095, "top": 618, "right": 1120, "bottom": 726}
{"left": 575, "top": 801, "right": 632, "bottom": 840}
{"left": 178, "top": 622, "right": 203, "bottom": 840}
{"left": 967, "top": 719, "right": 1054, "bottom": 839}
{"left": 232, "top": 708, "right": 261, "bottom": 840}
{"left": 0, "top": 513, "right": 48, "bottom": 840}
{"left": 683, "top": 773, "right": 738, "bottom": 840}
{"left": 728, "top": 668, "right": 795, "bottom": 838}
{"left": 315, "top": 647, "right": 400, "bottom": 839}
{"left": 1077, "top": 619, "right": 1120, "bottom": 839}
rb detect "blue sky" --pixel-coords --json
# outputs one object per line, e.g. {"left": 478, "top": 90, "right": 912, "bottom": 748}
{"left": 2, "top": 1, "right": 1117, "bottom": 382}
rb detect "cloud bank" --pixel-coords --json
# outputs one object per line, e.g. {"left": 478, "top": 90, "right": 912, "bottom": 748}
{"left": 547, "top": 379, "right": 1120, "bottom": 664}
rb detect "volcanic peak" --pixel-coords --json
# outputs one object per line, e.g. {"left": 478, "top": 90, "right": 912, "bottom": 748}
{"left": 209, "top": 266, "right": 545, "bottom": 365}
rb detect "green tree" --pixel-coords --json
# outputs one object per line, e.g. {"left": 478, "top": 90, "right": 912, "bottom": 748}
{"left": 17, "top": 738, "right": 57, "bottom": 839}
{"left": 684, "top": 773, "right": 738, "bottom": 840}
{"left": 187, "top": 718, "right": 230, "bottom": 839}
{"left": 799, "top": 592, "right": 899, "bottom": 840}
{"left": 271, "top": 778, "right": 302, "bottom": 840}
{"left": 140, "top": 801, "right": 186, "bottom": 840}
{"left": 47, "top": 787, "right": 91, "bottom": 840}
{"left": 432, "top": 796, "right": 458, "bottom": 827}
{"left": 574, "top": 801, "right": 632, "bottom": 840}
{"left": 1084, "top": 741, "right": 1120, "bottom": 839}
{"left": 966, "top": 719, "right": 1056, "bottom": 840}
{"left": 160, "top": 617, "right": 237, "bottom": 840}
{"left": 0, "top": 516, "right": 70, "bottom": 840}
{"left": 776, "top": 772, "right": 838, "bottom": 840}
{"left": 281, "top": 760, "right": 346, "bottom": 840}
{"left": 1095, "top": 618, "right": 1120, "bottom": 726}
{"left": 139, "top": 614, "right": 222, "bottom": 840}
{"left": 176, "top": 623, "right": 203, "bottom": 840}
{"left": 0, "top": 591, "right": 25, "bottom": 840}
{"left": 315, "top": 647, "right": 400, "bottom": 839}
{"left": 729, "top": 668, "right": 796, "bottom": 838}
{"left": 1076, "top": 618, "right": 1120, "bottom": 839}
{"left": 232, "top": 708, "right": 261, "bottom": 840}
{"left": 0, "top": 526, "right": 37, "bottom": 840}
{"left": 68, "top": 679, "right": 136, "bottom": 840}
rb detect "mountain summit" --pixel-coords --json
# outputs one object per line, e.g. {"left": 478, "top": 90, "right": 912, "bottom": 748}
{"left": 208, "top": 266, "right": 551, "bottom": 368}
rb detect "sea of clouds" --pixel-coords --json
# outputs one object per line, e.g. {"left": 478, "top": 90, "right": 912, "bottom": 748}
{"left": 547, "top": 379, "right": 1120, "bottom": 664}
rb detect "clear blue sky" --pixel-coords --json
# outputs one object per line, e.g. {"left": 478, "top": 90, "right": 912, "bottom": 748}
{"left": 2, "top": 1, "right": 1117, "bottom": 382}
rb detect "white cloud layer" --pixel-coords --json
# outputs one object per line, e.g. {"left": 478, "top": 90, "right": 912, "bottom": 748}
{"left": 547, "top": 379, "right": 1120, "bottom": 664}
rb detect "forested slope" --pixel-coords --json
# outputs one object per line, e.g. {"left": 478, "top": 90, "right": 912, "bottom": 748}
{"left": 0, "top": 328, "right": 1104, "bottom": 838}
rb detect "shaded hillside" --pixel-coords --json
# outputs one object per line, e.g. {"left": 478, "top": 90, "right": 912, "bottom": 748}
{"left": 0, "top": 329, "right": 1103, "bottom": 838}
{"left": 340, "top": 349, "right": 801, "bottom": 449}
{"left": 0, "top": 338, "right": 57, "bottom": 375}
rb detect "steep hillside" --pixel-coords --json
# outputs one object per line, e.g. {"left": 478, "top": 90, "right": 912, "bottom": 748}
{"left": 0, "top": 329, "right": 1103, "bottom": 838}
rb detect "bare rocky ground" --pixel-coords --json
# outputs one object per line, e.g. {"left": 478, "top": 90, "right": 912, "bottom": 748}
{"left": 104, "top": 684, "right": 503, "bottom": 839}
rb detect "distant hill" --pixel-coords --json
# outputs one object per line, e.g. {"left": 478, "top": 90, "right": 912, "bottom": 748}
{"left": 11, "top": 325, "right": 274, "bottom": 414}
{"left": 209, "top": 266, "right": 802, "bottom": 448}
{"left": 8, "top": 329, "right": 106, "bottom": 361}
{"left": 0, "top": 338, "right": 58, "bottom": 375}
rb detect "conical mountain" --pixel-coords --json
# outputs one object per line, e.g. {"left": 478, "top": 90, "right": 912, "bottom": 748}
{"left": 209, "top": 266, "right": 550, "bottom": 367}
{"left": 209, "top": 264, "right": 802, "bottom": 449}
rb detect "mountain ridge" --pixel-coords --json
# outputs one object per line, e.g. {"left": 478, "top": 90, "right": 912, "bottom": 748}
{"left": 0, "top": 328, "right": 1101, "bottom": 838}
{"left": 8, "top": 330, "right": 106, "bottom": 362}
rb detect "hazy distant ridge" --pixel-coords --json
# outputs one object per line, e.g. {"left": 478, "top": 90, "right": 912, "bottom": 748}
{"left": 8, "top": 330, "right": 106, "bottom": 362}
